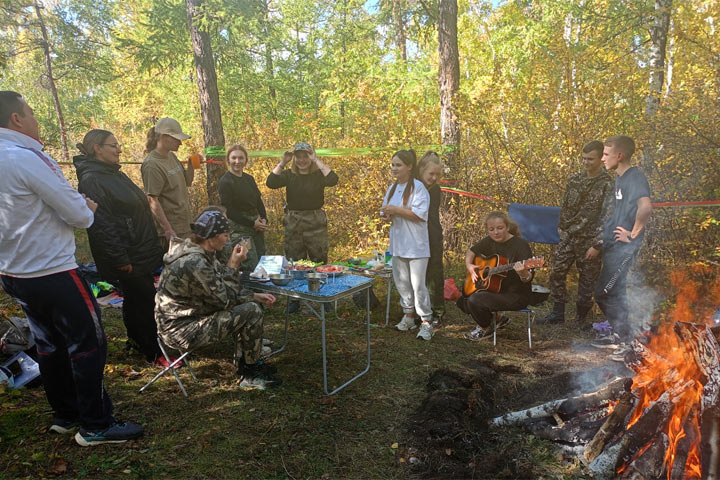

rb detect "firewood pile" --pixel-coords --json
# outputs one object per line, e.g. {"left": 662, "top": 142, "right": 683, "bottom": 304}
{"left": 491, "top": 322, "right": 720, "bottom": 479}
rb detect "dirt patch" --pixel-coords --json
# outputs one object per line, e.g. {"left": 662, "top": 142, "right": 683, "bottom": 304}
{"left": 405, "top": 358, "right": 631, "bottom": 478}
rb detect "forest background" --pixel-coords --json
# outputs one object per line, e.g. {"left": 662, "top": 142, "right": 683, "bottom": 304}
{"left": 1, "top": 0, "right": 719, "bottom": 281}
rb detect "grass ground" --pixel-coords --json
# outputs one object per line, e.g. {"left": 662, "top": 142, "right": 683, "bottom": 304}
{"left": 0, "top": 231, "right": 621, "bottom": 479}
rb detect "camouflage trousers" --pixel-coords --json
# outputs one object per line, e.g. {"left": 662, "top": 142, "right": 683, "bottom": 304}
{"left": 549, "top": 238, "right": 602, "bottom": 308}
{"left": 283, "top": 209, "right": 328, "bottom": 264}
{"left": 160, "top": 302, "right": 264, "bottom": 365}
{"left": 228, "top": 218, "right": 266, "bottom": 271}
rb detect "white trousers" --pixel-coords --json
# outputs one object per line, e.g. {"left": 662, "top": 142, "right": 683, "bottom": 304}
{"left": 392, "top": 256, "right": 432, "bottom": 321}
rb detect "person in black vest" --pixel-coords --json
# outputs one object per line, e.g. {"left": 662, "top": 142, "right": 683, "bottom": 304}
{"left": 73, "top": 129, "right": 169, "bottom": 366}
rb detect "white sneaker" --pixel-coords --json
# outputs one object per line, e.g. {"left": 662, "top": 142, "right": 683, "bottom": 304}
{"left": 262, "top": 338, "right": 273, "bottom": 346}
{"left": 395, "top": 316, "right": 417, "bottom": 331}
{"left": 417, "top": 322, "right": 434, "bottom": 340}
{"left": 261, "top": 346, "right": 272, "bottom": 356}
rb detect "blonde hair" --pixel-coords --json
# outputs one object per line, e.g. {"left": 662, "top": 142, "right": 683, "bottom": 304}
{"left": 485, "top": 211, "right": 521, "bottom": 237}
{"left": 418, "top": 150, "right": 443, "bottom": 180}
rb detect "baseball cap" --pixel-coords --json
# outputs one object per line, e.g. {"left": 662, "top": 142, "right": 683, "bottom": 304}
{"left": 293, "top": 142, "right": 313, "bottom": 153}
{"left": 155, "top": 118, "right": 191, "bottom": 141}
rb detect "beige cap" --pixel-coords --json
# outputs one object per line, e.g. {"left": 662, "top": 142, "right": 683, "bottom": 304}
{"left": 155, "top": 117, "right": 190, "bottom": 140}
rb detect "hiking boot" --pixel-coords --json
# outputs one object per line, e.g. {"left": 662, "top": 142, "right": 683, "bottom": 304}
{"left": 49, "top": 417, "right": 80, "bottom": 434}
{"left": 75, "top": 420, "right": 144, "bottom": 446}
{"left": 395, "top": 315, "right": 417, "bottom": 331}
{"left": 465, "top": 326, "right": 492, "bottom": 341}
{"left": 237, "top": 364, "right": 282, "bottom": 390}
{"left": 591, "top": 333, "right": 621, "bottom": 349}
{"left": 287, "top": 300, "right": 300, "bottom": 314}
{"left": 416, "top": 322, "right": 434, "bottom": 341}
{"left": 538, "top": 302, "right": 565, "bottom": 324}
{"left": 609, "top": 343, "right": 630, "bottom": 362}
{"left": 576, "top": 304, "right": 593, "bottom": 323}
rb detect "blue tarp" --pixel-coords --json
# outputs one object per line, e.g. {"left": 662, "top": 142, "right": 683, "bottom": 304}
{"left": 508, "top": 203, "right": 562, "bottom": 245}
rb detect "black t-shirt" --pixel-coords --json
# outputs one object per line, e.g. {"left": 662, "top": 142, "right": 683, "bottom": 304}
{"left": 470, "top": 235, "right": 533, "bottom": 294}
{"left": 603, "top": 167, "right": 651, "bottom": 245}
{"left": 266, "top": 169, "right": 339, "bottom": 210}
{"left": 427, "top": 183, "right": 443, "bottom": 252}
{"left": 218, "top": 172, "right": 267, "bottom": 227}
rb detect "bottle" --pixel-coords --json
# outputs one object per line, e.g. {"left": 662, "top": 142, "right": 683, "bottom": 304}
{"left": 385, "top": 249, "right": 391, "bottom": 263}
{"left": 712, "top": 309, "right": 720, "bottom": 326}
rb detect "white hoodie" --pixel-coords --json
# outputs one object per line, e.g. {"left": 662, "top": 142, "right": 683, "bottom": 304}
{"left": 0, "top": 128, "right": 94, "bottom": 278}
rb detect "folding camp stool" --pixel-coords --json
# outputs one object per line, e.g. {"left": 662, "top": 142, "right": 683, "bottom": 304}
{"left": 492, "top": 308, "right": 535, "bottom": 349}
{"left": 139, "top": 337, "right": 198, "bottom": 397}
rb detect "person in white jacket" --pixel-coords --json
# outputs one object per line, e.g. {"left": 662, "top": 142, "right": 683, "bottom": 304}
{"left": 0, "top": 91, "right": 143, "bottom": 446}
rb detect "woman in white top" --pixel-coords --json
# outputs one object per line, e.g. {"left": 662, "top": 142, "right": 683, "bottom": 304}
{"left": 380, "top": 150, "right": 434, "bottom": 340}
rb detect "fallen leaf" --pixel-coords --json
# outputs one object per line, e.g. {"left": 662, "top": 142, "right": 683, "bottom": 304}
{"left": 445, "top": 448, "right": 453, "bottom": 456}
{"left": 49, "top": 458, "right": 68, "bottom": 475}
{"left": 391, "top": 442, "right": 398, "bottom": 449}
{"left": 398, "top": 458, "right": 406, "bottom": 463}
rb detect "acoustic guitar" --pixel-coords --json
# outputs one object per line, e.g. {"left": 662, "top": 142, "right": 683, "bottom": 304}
{"left": 463, "top": 254, "right": 546, "bottom": 296}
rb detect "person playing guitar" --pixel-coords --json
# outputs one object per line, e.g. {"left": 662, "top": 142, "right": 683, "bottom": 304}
{"left": 459, "top": 211, "right": 537, "bottom": 341}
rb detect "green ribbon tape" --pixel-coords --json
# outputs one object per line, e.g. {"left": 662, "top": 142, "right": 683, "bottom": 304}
{"left": 246, "top": 144, "right": 454, "bottom": 158}
{"left": 204, "top": 146, "right": 227, "bottom": 157}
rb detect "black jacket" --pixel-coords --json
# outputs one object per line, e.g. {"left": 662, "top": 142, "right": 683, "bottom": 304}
{"left": 73, "top": 155, "right": 163, "bottom": 280}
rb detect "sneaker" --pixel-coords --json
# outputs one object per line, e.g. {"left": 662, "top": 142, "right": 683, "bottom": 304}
{"left": 237, "top": 364, "right": 282, "bottom": 390}
{"left": 591, "top": 333, "right": 621, "bottom": 349}
{"left": 153, "top": 356, "right": 182, "bottom": 369}
{"left": 465, "top": 326, "right": 493, "bottom": 341}
{"left": 75, "top": 420, "right": 144, "bottom": 446}
{"left": 609, "top": 343, "right": 631, "bottom": 362}
{"left": 239, "top": 361, "right": 277, "bottom": 376}
{"left": 494, "top": 315, "right": 511, "bottom": 330}
{"left": 261, "top": 346, "right": 272, "bottom": 356}
{"left": 417, "top": 322, "right": 434, "bottom": 340}
{"left": 431, "top": 314, "right": 443, "bottom": 327}
{"left": 395, "top": 315, "right": 417, "bottom": 331}
{"left": 49, "top": 417, "right": 80, "bottom": 434}
{"left": 262, "top": 338, "right": 273, "bottom": 346}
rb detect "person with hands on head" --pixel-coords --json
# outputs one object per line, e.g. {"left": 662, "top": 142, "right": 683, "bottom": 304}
{"left": 592, "top": 135, "right": 652, "bottom": 360}
{"left": 0, "top": 91, "right": 143, "bottom": 446}
{"left": 141, "top": 117, "right": 195, "bottom": 250}
{"left": 155, "top": 208, "right": 281, "bottom": 389}
{"left": 459, "top": 211, "right": 535, "bottom": 341}
{"left": 266, "top": 142, "right": 338, "bottom": 265}
{"left": 73, "top": 129, "right": 167, "bottom": 365}
{"left": 218, "top": 144, "right": 268, "bottom": 271}
{"left": 381, "top": 149, "right": 435, "bottom": 341}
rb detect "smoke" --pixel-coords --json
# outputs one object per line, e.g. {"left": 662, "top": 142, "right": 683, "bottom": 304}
{"left": 626, "top": 268, "right": 661, "bottom": 336}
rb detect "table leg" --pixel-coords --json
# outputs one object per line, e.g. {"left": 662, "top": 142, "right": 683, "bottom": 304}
{"left": 263, "top": 295, "right": 290, "bottom": 360}
{"left": 322, "top": 287, "right": 372, "bottom": 395}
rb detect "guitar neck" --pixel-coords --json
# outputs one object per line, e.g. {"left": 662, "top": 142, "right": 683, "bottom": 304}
{"left": 487, "top": 263, "right": 518, "bottom": 276}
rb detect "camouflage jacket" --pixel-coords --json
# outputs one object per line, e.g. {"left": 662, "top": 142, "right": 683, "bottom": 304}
{"left": 558, "top": 170, "right": 614, "bottom": 246}
{"left": 155, "top": 238, "right": 254, "bottom": 334}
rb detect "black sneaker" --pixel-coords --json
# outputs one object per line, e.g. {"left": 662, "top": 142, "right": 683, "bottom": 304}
{"left": 238, "top": 361, "right": 277, "bottom": 376}
{"left": 494, "top": 315, "right": 511, "bottom": 330}
{"left": 237, "top": 364, "right": 282, "bottom": 390}
{"left": 74, "top": 420, "right": 144, "bottom": 446}
{"left": 49, "top": 417, "right": 80, "bottom": 434}
{"left": 465, "top": 326, "right": 493, "bottom": 341}
{"left": 431, "top": 313, "right": 444, "bottom": 327}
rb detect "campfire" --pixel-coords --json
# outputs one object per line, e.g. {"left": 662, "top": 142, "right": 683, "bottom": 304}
{"left": 492, "top": 270, "right": 720, "bottom": 479}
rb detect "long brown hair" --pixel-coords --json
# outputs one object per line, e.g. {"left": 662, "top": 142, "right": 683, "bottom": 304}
{"left": 485, "top": 211, "right": 521, "bottom": 237}
{"left": 77, "top": 129, "right": 113, "bottom": 158}
{"left": 144, "top": 127, "right": 159, "bottom": 154}
{"left": 226, "top": 144, "right": 249, "bottom": 169}
{"left": 386, "top": 149, "right": 417, "bottom": 207}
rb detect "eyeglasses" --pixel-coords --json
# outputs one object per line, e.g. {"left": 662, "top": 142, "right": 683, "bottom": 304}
{"left": 102, "top": 143, "right": 122, "bottom": 149}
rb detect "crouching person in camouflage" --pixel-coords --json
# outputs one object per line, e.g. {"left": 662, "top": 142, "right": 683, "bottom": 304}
{"left": 155, "top": 209, "right": 281, "bottom": 389}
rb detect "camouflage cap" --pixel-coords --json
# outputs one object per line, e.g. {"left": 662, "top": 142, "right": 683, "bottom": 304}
{"left": 293, "top": 142, "right": 313, "bottom": 153}
{"left": 191, "top": 210, "right": 231, "bottom": 239}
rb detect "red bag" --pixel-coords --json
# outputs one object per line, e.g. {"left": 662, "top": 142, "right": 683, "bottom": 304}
{"left": 444, "top": 278, "right": 461, "bottom": 301}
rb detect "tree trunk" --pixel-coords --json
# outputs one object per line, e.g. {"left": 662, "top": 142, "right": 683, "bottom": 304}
{"left": 261, "top": 0, "right": 277, "bottom": 121}
{"left": 185, "top": 0, "right": 225, "bottom": 205}
{"left": 393, "top": 0, "right": 407, "bottom": 61}
{"left": 438, "top": 0, "right": 461, "bottom": 173}
{"left": 34, "top": 2, "right": 69, "bottom": 163}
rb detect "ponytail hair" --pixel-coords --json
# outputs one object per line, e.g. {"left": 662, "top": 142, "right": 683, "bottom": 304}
{"left": 386, "top": 149, "right": 417, "bottom": 207}
{"left": 485, "top": 211, "right": 521, "bottom": 237}
{"left": 77, "top": 129, "right": 113, "bottom": 158}
{"left": 145, "top": 127, "right": 159, "bottom": 154}
{"left": 418, "top": 150, "right": 443, "bottom": 180}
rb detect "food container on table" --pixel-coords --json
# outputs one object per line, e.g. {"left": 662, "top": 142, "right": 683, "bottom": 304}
{"left": 306, "top": 272, "right": 328, "bottom": 292}
{"left": 269, "top": 273, "right": 293, "bottom": 286}
{"left": 314, "top": 265, "right": 347, "bottom": 278}
{"left": 283, "top": 265, "right": 313, "bottom": 280}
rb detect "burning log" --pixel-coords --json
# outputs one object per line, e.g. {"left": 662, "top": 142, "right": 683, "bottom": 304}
{"left": 490, "top": 398, "right": 566, "bottom": 426}
{"left": 557, "top": 376, "right": 633, "bottom": 419}
{"left": 621, "top": 433, "right": 669, "bottom": 479}
{"left": 529, "top": 413, "right": 606, "bottom": 444}
{"left": 614, "top": 392, "right": 673, "bottom": 473}
{"left": 670, "top": 407, "right": 699, "bottom": 480}
{"left": 700, "top": 404, "right": 720, "bottom": 480}
{"left": 673, "top": 322, "right": 720, "bottom": 411}
{"left": 583, "top": 392, "right": 636, "bottom": 463}
{"left": 625, "top": 340, "right": 671, "bottom": 374}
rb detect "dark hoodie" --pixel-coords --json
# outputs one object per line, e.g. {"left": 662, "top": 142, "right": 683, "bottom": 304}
{"left": 73, "top": 155, "right": 163, "bottom": 280}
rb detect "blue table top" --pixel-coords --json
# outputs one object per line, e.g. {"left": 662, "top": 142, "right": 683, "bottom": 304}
{"left": 248, "top": 273, "right": 374, "bottom": 299}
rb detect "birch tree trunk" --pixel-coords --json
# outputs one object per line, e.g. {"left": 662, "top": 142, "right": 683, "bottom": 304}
{"left": 185, "top": 0, "right": 225, "bottom": 205}
{"left": 393, "top": 0, "right": 407, "bottom": 61}
{"left": 34, "top": 2, "right": 69, "bottom": 162}
{"left": 438, "top": 0, "right": 460, "bottom": 173}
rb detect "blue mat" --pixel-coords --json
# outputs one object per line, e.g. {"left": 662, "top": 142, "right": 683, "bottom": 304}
{"left": 255, "top": 273, "right": 373, "bottom": 298}
{"left": 508, "top": 203, "right": 561, "bottom": 244}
